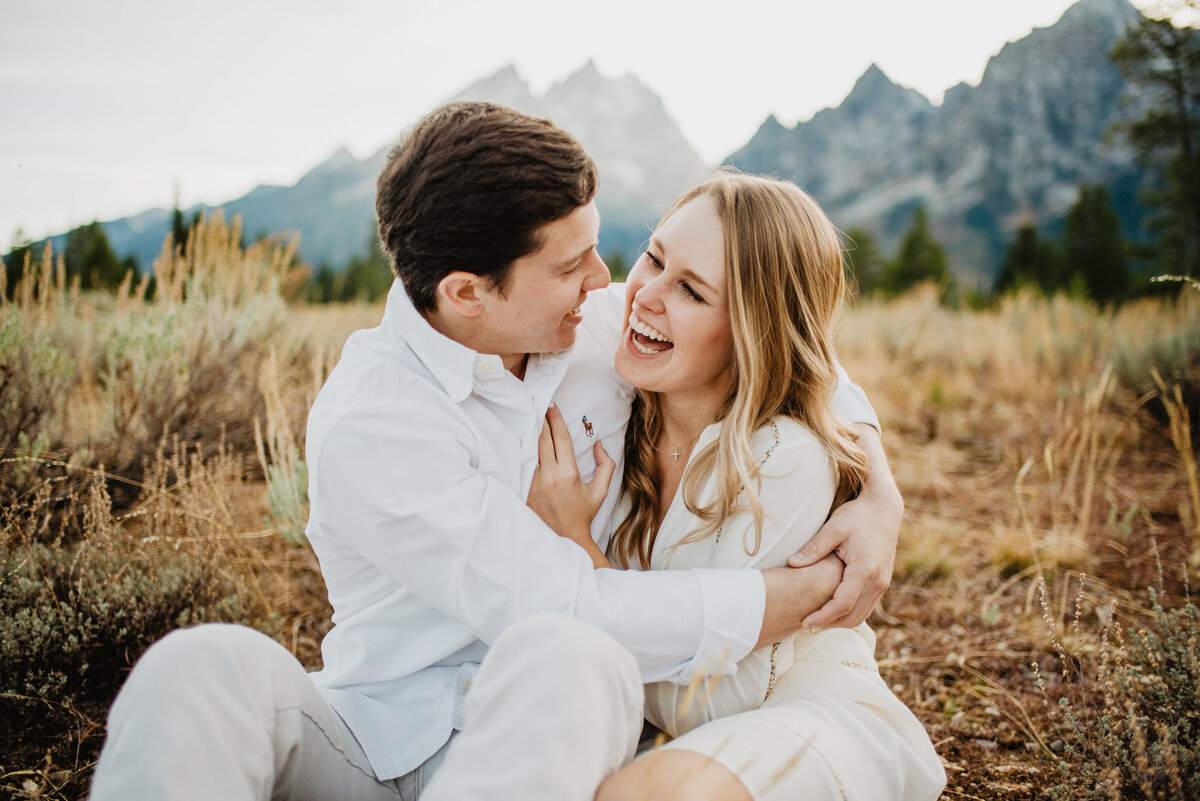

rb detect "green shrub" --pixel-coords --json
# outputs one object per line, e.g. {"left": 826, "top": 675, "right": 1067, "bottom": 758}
{"left": 1044, "top": 588, "right": 1200, "bottom": 800}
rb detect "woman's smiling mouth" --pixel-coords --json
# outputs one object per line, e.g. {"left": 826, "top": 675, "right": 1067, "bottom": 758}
{"left": 628, "top": 312, "right": 674, "bottom": 355}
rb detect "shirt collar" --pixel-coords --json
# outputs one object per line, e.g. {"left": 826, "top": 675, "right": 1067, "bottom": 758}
{"left": 380, "top": 279, "right": 573, "bottom": 404}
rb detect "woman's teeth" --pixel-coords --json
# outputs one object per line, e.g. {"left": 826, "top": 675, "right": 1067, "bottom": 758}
{"left": 629, "top": 313, "right": 671, "bottom": 342}
{"left": 632, "top": 337, "right": 662, "bottom": 355}
{"left": 629, "top": 313, "right": 674, "bottom": 355}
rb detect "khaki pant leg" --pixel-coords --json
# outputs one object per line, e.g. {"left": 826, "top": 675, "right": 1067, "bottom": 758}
{"left": 90, "top": 623, "right": 410, "bottom": 801}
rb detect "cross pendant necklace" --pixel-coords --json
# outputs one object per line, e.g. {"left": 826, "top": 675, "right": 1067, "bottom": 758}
{"left": 660, "top": 433, "right": 700, "bottom": 464}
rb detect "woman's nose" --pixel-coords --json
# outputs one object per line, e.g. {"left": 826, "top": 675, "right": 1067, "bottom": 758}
{"left": 632, "top": 277, "right": 666, "bottom": 313}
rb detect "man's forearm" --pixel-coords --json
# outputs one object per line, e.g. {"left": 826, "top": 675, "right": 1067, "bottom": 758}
{"left": 756, "top": 556, "right": 844, "bottom": 648}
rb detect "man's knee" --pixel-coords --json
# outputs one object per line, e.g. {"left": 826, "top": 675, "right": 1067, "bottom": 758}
{"left": 118, "top": 623, "right": 291, "bottom": 704}
{"left": 137, "top": 623, "right": 273, "bottom": 670}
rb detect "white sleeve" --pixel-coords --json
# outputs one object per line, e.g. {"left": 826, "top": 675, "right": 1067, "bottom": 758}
{"left": 833, "top": 360, "right": 879, "bottom": 431}
{"left": 314, "top": 403, "right": 763, "bottom": 684}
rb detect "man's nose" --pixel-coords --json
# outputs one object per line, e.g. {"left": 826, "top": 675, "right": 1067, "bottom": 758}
{"left": 585, "top": 250, "right": 611, "bottom": 290}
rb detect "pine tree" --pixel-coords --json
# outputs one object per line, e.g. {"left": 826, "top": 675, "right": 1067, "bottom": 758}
{"left": 64, "top": 222, "right": 129, "bottom": 291}
{"left": 843, "top": 226, "right": 888, "bottom": 295}
{"left": 340, "top": 235, "right": 393, "bottom": 302}
{"left": 1062, "top": 185, "right": 1129, "bottom": 304}
{"left": 305, "top": 227, "right": 393, "bottom": 303}
{"left": 995, "top": 223, "right": 1063, "bottom": 295}
{"left": 3, "top": 230, "right": 35, "bottom": 297}
{"left": 884, "top": 207, "right": 950, "bottom": 294}
{"left": 1111, "top": 2, "right": 1200, "bottom": 277}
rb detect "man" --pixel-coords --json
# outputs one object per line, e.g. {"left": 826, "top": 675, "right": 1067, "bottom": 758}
{"left": 91, "top": 102, "right": 903, "bottom": 801}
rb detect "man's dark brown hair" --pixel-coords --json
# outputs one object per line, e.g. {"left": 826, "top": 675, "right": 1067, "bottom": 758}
{"left": 375, "top": 101, "right": 598, "bottom": 312}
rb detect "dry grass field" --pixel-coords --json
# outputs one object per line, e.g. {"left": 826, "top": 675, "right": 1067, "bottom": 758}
{"left": 2, "top": 219, "right": 1198, "bottom": 800}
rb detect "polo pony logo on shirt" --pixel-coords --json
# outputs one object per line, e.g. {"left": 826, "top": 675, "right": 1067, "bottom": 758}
{"left": 582, "top": 415, "right": 594, "bottom": 438}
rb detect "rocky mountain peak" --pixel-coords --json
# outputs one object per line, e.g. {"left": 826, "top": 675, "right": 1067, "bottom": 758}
{"left": 564, "top": 59, "right": 603, "bottom": 86}
{"left": 727, "top": 0, "right": 1149, "bottom": 284}
{"left": 309, "top": 145, "right": 356, "bottom": 174}
{"left": 1060, "top": 0, "right": 1140, "bottom": 29}
{"left": 539, "top": 62, "right": 707, "bottom": 214}
{"left": 74, "top": 0, "right": 1148, "bottom": 281}
{"left": 448, "top": 63, "right": 536, "bottom": 111}
{"left": 757, "top": 113, "right": 785, "bottom": 135}
{"left": 841, "top": 63, "right": 933, "bottom": 119}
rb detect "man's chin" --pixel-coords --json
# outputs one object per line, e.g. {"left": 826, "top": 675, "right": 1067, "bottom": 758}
{"left": 536, "top": 327, "right": 579, "bottom": 354}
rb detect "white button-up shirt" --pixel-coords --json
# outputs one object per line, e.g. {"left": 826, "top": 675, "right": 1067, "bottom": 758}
{"left": 305, "top": 280, "right": 878, "bottom": 780}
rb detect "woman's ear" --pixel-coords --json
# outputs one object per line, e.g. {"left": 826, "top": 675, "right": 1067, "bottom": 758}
{"left": 435, "top": 271, "right": 485, "bottom": 319}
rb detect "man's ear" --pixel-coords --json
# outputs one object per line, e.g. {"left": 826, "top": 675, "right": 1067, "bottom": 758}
{"left": 435, "top": 271, "right": 486, "bottom": 318}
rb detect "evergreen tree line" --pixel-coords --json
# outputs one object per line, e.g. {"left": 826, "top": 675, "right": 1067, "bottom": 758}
{"left": 303, "top": 229, "right": 394, "bottom": 304}
{"left": 0, "top": 188, "right": 1155, "bottom": 307}
{"left": 4, "top": 222, "right": 138, "bottom": 298}
{"left": 845, "top": 183, "right": 1158, "bottom": 305}
{"left": 842, "top": 207, "right": 951, "bottom": 299}
{"left": 993, "top": 185, "right": 1132, "bottom": 303}
{"left": 1, "top": 213, "right": 397, "bottom": 304}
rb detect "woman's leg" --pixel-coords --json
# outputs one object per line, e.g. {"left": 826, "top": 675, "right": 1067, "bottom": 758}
{"left": 600, "top": 689, "right": 942, "bottom": 801}
{"left": 597, "top": 749, "right": 751, "bottom": 801}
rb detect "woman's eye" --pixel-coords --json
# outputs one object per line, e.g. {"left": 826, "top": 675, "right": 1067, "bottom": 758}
{"left": 681, "top": 282, "right": 704, "bottom": 303}
{"left": 644, "top": 250, "right": 664, "bottom": 270}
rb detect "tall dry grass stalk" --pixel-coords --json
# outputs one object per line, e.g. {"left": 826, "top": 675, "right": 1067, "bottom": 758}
{"left": 1151, "top": 369, "right": 1200, "bottom": 558}
{"left": 254, "top": 347, "right": 327, "bottom": 544}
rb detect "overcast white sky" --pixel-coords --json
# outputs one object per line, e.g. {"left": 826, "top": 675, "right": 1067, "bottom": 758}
{"left": 0, "top": 0, "right": 1159, "bottom": 253}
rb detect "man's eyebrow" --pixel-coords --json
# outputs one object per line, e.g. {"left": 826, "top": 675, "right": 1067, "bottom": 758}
{"left": 552, "top": 242, "right": 598, "bottom": 269}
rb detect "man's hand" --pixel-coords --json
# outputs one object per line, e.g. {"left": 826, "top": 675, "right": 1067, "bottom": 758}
{"left": 788, "top": 424, "right": 902, "bottom": 629}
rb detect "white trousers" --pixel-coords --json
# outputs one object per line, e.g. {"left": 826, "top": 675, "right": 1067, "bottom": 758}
{"left": 90, "top": 614, "right": 643, "bottom": 801}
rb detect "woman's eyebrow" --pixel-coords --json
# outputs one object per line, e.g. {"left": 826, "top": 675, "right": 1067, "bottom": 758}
{"left": 679, "top": 268, "right": 718, "bottom": 295}
{"left": 649, "top": 236, "right": 719, "bottom": 295}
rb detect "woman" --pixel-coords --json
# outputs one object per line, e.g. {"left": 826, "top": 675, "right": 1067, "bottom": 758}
{"left": 530, "top": 171, "right": 945, "bottom": 801}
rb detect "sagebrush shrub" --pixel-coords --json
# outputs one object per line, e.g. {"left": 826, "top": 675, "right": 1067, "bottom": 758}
{"left": 1044, "top": 588, "right": 1200, "bottom": 800}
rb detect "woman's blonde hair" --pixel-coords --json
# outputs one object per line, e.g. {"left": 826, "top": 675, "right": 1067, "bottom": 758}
{"left": 609, "top": 170, "right": 869, "bottom": 570}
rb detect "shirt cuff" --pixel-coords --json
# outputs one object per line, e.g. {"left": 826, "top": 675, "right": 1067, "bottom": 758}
{"left": 676, "top": 568, "right": 765, "bottom": 685}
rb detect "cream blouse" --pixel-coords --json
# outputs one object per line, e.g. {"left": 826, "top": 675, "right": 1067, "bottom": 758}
{"left": 619, "top": 416, "right": 885, "bottom": 739}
